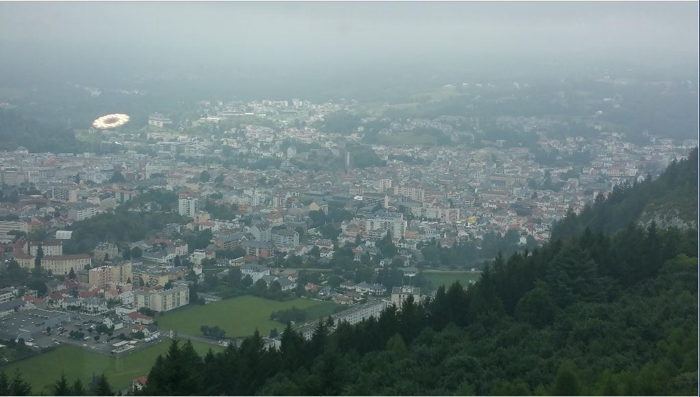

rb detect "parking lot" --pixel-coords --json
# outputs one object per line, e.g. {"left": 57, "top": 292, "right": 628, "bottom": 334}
{"left": 13, "top": 312, "right": 163, "bottom": 356}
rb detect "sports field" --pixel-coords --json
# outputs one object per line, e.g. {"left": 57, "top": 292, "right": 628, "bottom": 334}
{"left": 158, "top": 295, "right": 340, "bottom": 337}
{"left": 0, "top": 339, "right": 219, "bottom": 394}
{"left": 423, "top": 270, "right": 482, "bottom": 291}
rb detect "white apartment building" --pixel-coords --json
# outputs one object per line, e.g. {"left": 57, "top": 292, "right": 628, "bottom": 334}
{"left": 393, "top": 186, "right": 425, "bottom": 202}
{"left": 67, "top": 203, "right": 100, "bottom": 221}
{"left": 134, "top": 285, "right": 189, "bottom": 312}
{"left": 178, "top": 195, "right": 199, "bottom": 217}
{"left": 364, "top": 212, "right": 407, "bottom": 240}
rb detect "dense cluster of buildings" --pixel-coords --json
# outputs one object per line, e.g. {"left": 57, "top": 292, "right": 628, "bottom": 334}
{"left": 0, "top": 94, "right": 695, "bottom": 362}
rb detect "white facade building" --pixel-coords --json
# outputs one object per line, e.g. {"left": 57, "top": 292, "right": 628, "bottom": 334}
{"left": 178, "top": 195, "right": 199, "bottom": 217}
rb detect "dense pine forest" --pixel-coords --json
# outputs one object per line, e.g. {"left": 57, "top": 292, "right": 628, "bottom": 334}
{"left": 552, "top": 148, "right": 698, "bottom": 240}
{"left": 134, "top": 225, "right": 697, "bottom": 395}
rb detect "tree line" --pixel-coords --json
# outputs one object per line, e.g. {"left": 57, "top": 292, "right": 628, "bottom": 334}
{"left": 552, "top": 147, "right": 697, "bottom": 240}
{"left": 136, "top": 221, "right": 697, "bottom": 395}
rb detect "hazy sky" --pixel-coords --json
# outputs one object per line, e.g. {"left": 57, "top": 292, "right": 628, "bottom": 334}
{"left": 0, "top": 2, "right": 698, "bottom": 95}
{"left": 2, "top": 2, "right": 697, "bottom": 54}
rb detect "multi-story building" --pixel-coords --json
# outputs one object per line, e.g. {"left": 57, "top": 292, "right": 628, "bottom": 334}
{"left": 295, "top": 300, "right": 390, "bottom": 340}
{"left": 241, "top": 264, "right": 270, "bottom": 283}
{"left": 250, "top": 222, "right": 272, "bottom": 242}
{"left": 93, "top": 242, "right": 119, "bottom": 262}
{"left": 376, "top": 179, "right": 393, "bottom": 193}
{"left": 67, "top": 203, "right": 100, "bottom": 221}
{"left": 15, "top": 252, "right": 91, "bottom": 275}
{"left": 51, "top": 185, "right": 71, "bottom": 202}
{"left": 0, "top": 287, "right": 16, "bottom": 304}
{"left": 88, "top": 262, "right": 133, "bottom": 288}
{"left": 88, "top": 266, "right": 113, "bottom": 289}
{"left": 271, "top": 228, "right": 299, "bottom": 250}
{"left": 393, "top": 186, "right": 425, "bottom": 202}
{"left": 334, "top": 299, "right": 390, "bottom": 325}
{"left": 134, "top": 285, "right": 189, "bottom": 312}
{"left": 148, "top": 113, "right": 173, "bottom": 128}
{"left": 0, "top": 221, "right": 29, "bottom": 243}
{"left": 25, "top": 240, "right": 63, "bottom": 257}
{"left": 364, "top": 211, "right": 407, "bottom": 240}
{"left": 391, "top": 286, "right": 422, "bottom": 309}
{"left": 241, "top": 240, "right": 272, "bottom": 258}
{"left": 178, "top": 193, "right": 199, "bottom": 217}
{"left": 173, "top": 240, "right": 189, "bottom": 257}
{"left": 424, "top": 207, "right": 461, "bottom": 223}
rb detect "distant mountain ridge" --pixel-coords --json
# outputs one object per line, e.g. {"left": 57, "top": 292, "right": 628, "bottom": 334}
{"left": 0, "top": 109, "right": 80, "bottom": 153}
{"left": 551, "top": 147, "right": 698, "bottom": 241}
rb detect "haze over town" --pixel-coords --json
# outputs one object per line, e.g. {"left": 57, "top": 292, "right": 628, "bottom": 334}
{"left": 0, "top": 2, "right": 697, "bottom": 396}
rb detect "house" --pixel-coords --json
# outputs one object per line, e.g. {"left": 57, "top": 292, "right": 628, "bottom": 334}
{"left": 332, "top": 294, "right": 353, "bottom": 305}
{"left": 277, "top": 277, "right": 297, "bottom": 292}
{"left": 93, "top": 242, "right": 119, "bottom": 263}
{"left": 132, "top": 376, "right": 148, "bottom": 392}
{"left": 241, "top": 264, "right": 270, "bottom": 283}
{"left": 127, "top": 312, "right": 154, "bottom": 325}
{"left": 355, "top": 282, "right": 386, "bottom": 295}
{"left": 390, "top": 286, "right": 422, "bottom": 309}
{"left": 340, "top": 280, "right": 356, "bottom": 290}
{"left": 103, "top": 316, "right": 124, "bottom": 331}
{"left": 250, "top": 222, "right": 272, "bottom": 242}
{"left": 189, "top": 250, "right": 207, "bottom": 265}
{"left": 241, "top": 240, "right": 272, "bottom": 258}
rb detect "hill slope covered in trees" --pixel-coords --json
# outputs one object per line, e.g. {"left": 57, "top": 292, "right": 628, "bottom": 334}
{"left": 0, "top": 109, "right": 80, "bottom": 153}
{"left": 552, "top": 148, "right": 698, "bottom": 241}
{"left": 136, "top": 224, "right": 697, "bottom": 396}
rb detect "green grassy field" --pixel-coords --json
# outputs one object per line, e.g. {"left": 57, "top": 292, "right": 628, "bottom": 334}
{"left": 423, "top": 271, "right": 482, "bottom": 291}
{"left": 159, "top": 295, "right": 340, "bottom": 338}
{"left": 0, "top": 339, "right": 219, "bottom": 394}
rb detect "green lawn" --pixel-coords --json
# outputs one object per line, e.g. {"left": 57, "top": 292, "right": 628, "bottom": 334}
{"left": 0, "top": 339, "right": 219, "bottom": 395}
{"left": 159, "top": 295, "right": 340, "bottom": 338}
{"left": 423, "top": 271, "right": 482, "bottom": 291}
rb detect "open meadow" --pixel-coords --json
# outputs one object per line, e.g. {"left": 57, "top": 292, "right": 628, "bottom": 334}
{"left": 158, "top": 295, "right": 340, "bottom": 338}
{"left": 0, "top": 339, "right": 219, "bottom": 394}
{"left": 422, "top": 270, "right": 482, "bottom": 291}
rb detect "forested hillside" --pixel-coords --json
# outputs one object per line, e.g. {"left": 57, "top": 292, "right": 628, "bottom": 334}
{"left": 552, "top": 148, "right": 698, "bottom": 241}
{"left": 135, "top": 224, "right": 697, "bottom": 395}
{"left": 0, "top": 109, "right": 80, "bottom": 153}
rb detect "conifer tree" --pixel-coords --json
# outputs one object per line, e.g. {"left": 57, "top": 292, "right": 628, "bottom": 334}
{"left": 52, "top": 373, "right": 71, "bottom": 395}
{"left": 71, "top": 379, "right": 86, "bottom": 396}
{"left": 0, "top": 372, "right": 9, "bottom": 395}
{"left": 9, "top": 372, "right": 31, "bottom": 396}
{"left": 91, "top": 374, "right": 113, "bottom": 396}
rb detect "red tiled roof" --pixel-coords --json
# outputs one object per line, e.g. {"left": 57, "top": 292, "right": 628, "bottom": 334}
{"left": 133, "top": 376, "right": 148, "bottom": 385}
{"left": 45, "top": 254, "right": 91, "bottom": 260}
{"left": 23, "top": 296, "right": 44, "bottom": 304}
{"left": 127, "top": 312, "right": 153, "bottom": 321}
